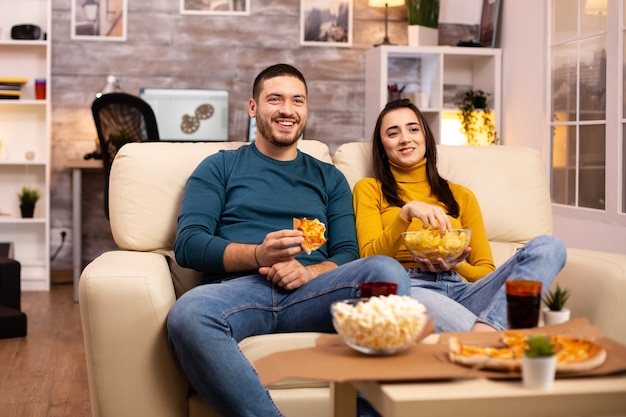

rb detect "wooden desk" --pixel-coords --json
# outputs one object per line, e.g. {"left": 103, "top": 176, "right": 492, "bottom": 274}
{"left": 66, "top": 158, "right": 102, "bottom": 303}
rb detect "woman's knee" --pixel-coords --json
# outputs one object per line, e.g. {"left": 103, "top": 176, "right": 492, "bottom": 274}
{"left": 529, "top": 235, "right": 567, "bottom": 265}
{"left": 360, "top": 255, "right": 410, "bottom": 294}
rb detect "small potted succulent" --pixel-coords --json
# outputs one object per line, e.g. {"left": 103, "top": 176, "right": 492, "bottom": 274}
{"left": 18, "top": 186, "right": 40, "bottom": 218}
{"left": 522, "top": 335, "right": 558, "bottom": 390}
{"left": 542, "top": 284, "right": 571, "bottom": 325}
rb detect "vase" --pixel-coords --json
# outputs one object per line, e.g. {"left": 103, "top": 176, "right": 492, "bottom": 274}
{"left": 522, "top": 355, "right": 557, "bottom": 390}
{"left": 20, "top": 204, "right": 35, "bottom": 218}
{"left": 407, "top": 25, "right": 438, "bottom": 47}
{"left": 543, "top": 307, "right": 571, "bottom": 326}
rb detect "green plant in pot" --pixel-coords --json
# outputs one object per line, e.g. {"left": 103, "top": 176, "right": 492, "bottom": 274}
{"left": 522, "top": 335, "right": 558, "bottom": 390}
{"left": 406, "top": 0, "right": 439, "bottom": 27}
{"left": 542, "top": 284, "right": 571, "bottom": 325}
{"left": 457, "top": 89, "right": 499, "bottom": 146}
{"left": 18, "top": 186, "right": 40, "bottom": 218}
{"left": 524, "top": 335, "right": 557, "bottom": 358}
{"left": 405, "top": 0, "right": 440, "bottom": 46}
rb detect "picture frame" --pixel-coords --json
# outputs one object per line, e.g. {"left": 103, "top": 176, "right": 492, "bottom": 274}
{"left": 300, "top": 0, "right": 353, "bottom": 47}
{"left": 479, "top": 0, "right": 501, "bottom": 48}
{"left": 180, "top": 0, "right": 250, "bottom": 16}
{"left": 71, "top": 0, "right": 127, "bottom": 41}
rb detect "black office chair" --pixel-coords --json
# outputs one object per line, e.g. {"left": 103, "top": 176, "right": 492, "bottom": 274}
{"left": 92, "top": 92, "right": 160, "bottom": 219}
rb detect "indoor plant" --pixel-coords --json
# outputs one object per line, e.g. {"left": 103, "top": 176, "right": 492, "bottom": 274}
{"left": 542, "top": 284, "right": 571, "bottom": 325}
{"left": 405, "top": 0, "right": 439, "bottom": 46}
{"left": 522, "top": 335, "right": 558, "bottom": 390}
{"left": 18, "top": 186, "right": 40, "bottom": 218}
{"left": 457, "top": 89, "right": 498, "bottom": 146}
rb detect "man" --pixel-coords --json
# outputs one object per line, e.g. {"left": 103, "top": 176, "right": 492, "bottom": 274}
{"left": 167, "top": 63, "right": 410, "bottom": 416}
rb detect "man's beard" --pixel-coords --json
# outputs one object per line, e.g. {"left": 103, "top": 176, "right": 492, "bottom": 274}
{"left": 256, "top": 115, "right": 305, "bottom": 147}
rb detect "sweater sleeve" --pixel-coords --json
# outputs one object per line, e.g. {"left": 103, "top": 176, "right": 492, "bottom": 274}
{"left": 323, "top": 170, "right": 360, "bottom": 267}
{"left": 353, "top": 178, "right": 410, "bottom": 258}
{"left": 174, "top": 152, "right": 231, "bottom": 274}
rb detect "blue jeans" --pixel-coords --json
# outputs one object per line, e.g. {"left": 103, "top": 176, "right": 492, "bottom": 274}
{"left": 409, "top": 235, "right": 567, "bottom": 332}
{"left": 358, "top": 236, "right": 568, "bottom": 417}
{"left": 166, "top": 255, "right": 410, "bottom": 417}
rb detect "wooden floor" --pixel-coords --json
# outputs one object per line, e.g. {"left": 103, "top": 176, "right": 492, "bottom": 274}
{"left": 0, "top": 283, "right": 91, "bottom": 417}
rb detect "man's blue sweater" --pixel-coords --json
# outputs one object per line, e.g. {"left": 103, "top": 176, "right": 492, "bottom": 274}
{"left": 174, "top": 143, "right": 359, "bottom": 284}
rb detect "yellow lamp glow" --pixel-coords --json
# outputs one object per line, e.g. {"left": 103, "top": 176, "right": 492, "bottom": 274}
{"left": 584, "top": 0, "right": 607, "bottom": 16}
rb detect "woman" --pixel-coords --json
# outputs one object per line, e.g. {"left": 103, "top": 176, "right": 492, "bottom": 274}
{"left": 353, "top": 99, "right": 567, "bottom": 332}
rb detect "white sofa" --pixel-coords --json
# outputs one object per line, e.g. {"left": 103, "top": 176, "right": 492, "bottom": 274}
{"left": 79, "top": 140, "right": 626, "bottom": 417}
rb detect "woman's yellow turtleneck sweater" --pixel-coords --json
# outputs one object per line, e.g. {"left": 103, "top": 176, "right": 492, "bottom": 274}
{"left": 353, "top": 158, "right": 495, "bottom": 282}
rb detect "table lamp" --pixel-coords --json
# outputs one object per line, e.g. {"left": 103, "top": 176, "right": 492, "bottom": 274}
{"left": 95, "top": 74, "right": 120, "bottom": 98}
{"left": 584, "top": 0, "right": 607, "bottom": 15}
{"left": 369, "top": 0, "right": 405, "bottom": 46}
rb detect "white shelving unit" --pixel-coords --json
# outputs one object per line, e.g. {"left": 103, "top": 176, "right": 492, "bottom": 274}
{"left": 0, "top": 0, "right": 51, "bottom": 291}
{"left": 364, "top": 45, "right": 502, "bottom": 145}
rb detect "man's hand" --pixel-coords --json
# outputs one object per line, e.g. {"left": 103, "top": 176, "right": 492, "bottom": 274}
{"left": 223, "top": 229, "right": 303, "bottom": 273}
{"left": 261, "top": 260, "right": 338, "bottom": 290}
{"left": 254, "top": 229, "right": 304, "bottom": 266}
{"left": 260, "top": 259, "right": 312, "bottom": 290}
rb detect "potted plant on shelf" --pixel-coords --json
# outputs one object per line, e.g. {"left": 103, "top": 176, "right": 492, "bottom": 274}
{"left": 18, "top": 186, "right": 40, "bottom": 218}
{"left": 405, "top": 0, "right": 439, "bottom": 47}
{"left": 457, "top": 89, "right": 499, "bottom": 146}
{"left": 542, "top": 284, "right": 571, "bottom": 325}
{"left": 522, "top": 335, "right": 558, "bottom": 390}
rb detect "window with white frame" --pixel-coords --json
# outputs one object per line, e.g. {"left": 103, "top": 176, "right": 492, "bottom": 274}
{"left": 550, "top": 0, "right": 625, "bottom": 222}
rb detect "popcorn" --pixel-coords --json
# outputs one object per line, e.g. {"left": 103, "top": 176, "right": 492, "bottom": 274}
{"left": 331, "top": 295, "right": 427, "bottom": 352}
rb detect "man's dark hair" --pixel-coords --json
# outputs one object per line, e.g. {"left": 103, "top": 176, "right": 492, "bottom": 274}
{"left": 252, "top": 63, "right": 307, "bottom": 101}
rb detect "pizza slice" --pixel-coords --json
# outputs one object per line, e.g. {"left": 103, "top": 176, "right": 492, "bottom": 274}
{"left": 293, "top": 217, "right": 327, "bottom": 255}
{"left": 448, "top": 333, "right": 607, "bottom": 373}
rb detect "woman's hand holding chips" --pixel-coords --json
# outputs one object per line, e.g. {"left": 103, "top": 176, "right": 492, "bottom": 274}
{"left": 413, "top": 246, "right": 471, "bottom": 272}
{"left": 400, "top": 201, "right": 452, "bottom": 231}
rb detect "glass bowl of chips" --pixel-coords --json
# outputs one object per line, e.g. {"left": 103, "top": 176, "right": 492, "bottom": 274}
{"left": 331, "top": 295, "right": 428, "bottom": 355}
{"left": 402, "top": 228, "right": 471, "bottom": 263}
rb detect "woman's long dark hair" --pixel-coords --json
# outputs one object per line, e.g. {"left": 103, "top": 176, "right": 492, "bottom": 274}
{"left": 371, "top": 99, "right": 460, "bottom": 218}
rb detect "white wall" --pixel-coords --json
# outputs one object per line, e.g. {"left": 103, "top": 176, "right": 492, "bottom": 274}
{"left": 497, "top": 0, "right": 626, "bottom": 254}
{"left": 439, "top": 0, "right": 482, "bottom": 25}
{"left": 440, "top": 0, "right": 625, "bottom": 254}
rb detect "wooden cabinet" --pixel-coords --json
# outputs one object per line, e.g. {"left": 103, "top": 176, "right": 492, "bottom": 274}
{"left": 0, "top": 0, "right": 51, "bottom": 290}
{"left": 364, "top": 46, "right": 502, "bottom": 145}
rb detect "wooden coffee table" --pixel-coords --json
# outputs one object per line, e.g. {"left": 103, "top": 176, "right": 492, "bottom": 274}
{"left": 331, "top": 373, "right": 626, "bottom": 417}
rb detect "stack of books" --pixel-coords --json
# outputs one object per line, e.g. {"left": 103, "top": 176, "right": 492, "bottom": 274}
{"left": 0, "top": 77, "right": 28, "bottom": 100}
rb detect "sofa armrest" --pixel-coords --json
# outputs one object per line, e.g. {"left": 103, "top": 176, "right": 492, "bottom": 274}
{"left": 79, "top": 251, "right": 189, "bottom": 417}
{"left": 554, "top": 248, "right": 626, "bottom": 345}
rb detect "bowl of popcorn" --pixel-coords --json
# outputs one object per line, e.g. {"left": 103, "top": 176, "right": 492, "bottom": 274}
{"left": 331, "top": 295, "right": 428, "bottom": 355}
{"left": 402, "top": 228, "right": 471, "bottom": 263}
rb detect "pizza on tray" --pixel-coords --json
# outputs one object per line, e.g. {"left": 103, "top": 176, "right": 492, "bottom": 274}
{"left": 448, "top": 331, "right": 607, "bottom": 373}
{"left": 293, "top": 217, "right": 327, "bottom": 255}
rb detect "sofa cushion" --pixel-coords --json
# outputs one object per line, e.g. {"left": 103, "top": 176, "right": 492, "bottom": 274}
{"left": 109, "top": 140, "right": 333, "bottom": 251}
{"left": 333, "top": 143, "right": 553, "bottom": 246}
{"left": 436, "top": 145, "right": 553, "bottom": 244}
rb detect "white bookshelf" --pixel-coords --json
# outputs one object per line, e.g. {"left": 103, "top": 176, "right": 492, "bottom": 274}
{"left": 364, "top": 45, "right": 502, "bottom": 145}
{"left": 0, "top": 0, "right": 51, "bottom": 290}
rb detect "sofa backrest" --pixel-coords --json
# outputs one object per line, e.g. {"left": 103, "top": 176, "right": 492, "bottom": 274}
{"left": 332, "top": 142, "right": 554, "bottom": 265}
{"left": 110, "top": 140, "right": 553, "bottom": 267}
{"left": 108, "top": 140, "right": 332, "bottom": 251}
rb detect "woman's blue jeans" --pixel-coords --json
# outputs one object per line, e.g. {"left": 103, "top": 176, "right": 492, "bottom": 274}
{"left": 166, "top": 255, "right": 410, "bottom": 417}
{"left": 409, "top": 235, "right": 567, "bottom": 332}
